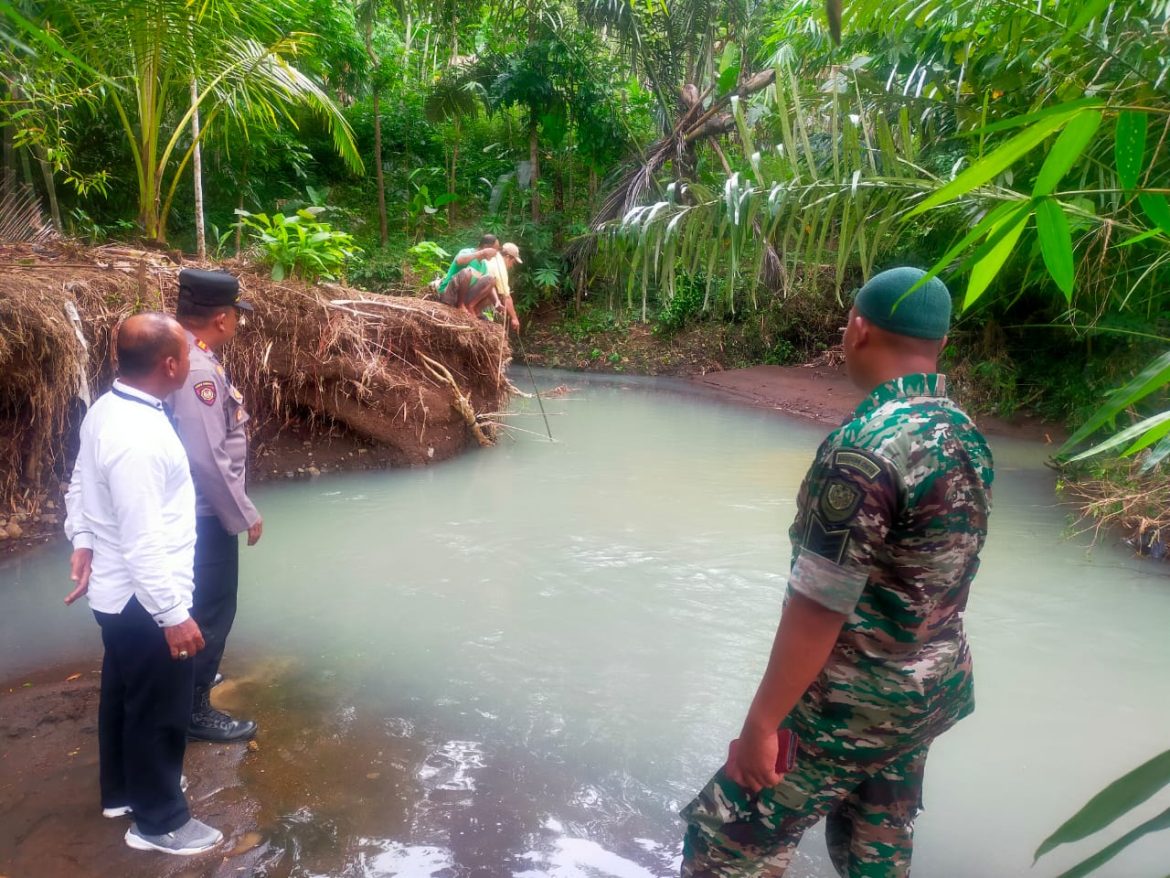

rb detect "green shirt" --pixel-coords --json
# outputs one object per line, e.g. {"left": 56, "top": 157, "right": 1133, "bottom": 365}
{"left": 438, "top": 248, "right": 487, "bottom": 293}
{"left": 786, "top": 373, "right": 994, "bottom": 759}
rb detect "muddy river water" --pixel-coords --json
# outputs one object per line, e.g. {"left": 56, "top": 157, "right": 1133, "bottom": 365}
{"left": 2, "top": 372, "right": 1169, "bottom": 877}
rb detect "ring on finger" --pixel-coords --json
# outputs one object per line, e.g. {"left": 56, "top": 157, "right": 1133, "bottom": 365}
{"left": 179, "top": 650, "right": 189, "bottom": 659}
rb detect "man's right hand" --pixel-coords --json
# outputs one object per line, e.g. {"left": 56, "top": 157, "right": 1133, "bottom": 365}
{"left": 247, "top": 516, "right": 263, "bottom": 546}
{"left": 164, "top": 618, "right": 205, "bottom": 660}
{"left": 64, "top": 548, "right": 93, "bottom": 606}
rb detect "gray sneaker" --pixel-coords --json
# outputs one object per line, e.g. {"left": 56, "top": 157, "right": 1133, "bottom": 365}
{"left": 102, "top": 774, "right": 189, "bottom": 819}
{"left": 124, "top": 818, "right": 223, "bottom": 856}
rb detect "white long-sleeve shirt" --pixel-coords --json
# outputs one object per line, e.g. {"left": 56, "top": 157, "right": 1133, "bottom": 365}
{"left": 64, "top": 380, "right": 197, "bottom": 627}
{"left": 486, "top": 253, "right": 512, "bottom": 299}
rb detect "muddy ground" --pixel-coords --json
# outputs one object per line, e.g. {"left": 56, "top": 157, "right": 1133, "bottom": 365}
{"left": 690, "top": 363, "right": 1061, "bottom": 444}
{"left": 0, "top": 663, "right": 268, "bottom": 878}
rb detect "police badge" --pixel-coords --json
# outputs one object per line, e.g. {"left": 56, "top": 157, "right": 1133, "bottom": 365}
{"left": 194, "top": 380, "right": 217, "bottom": 406}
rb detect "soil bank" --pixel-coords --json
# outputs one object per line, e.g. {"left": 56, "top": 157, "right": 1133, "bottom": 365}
{"left": 690, "top": 363, "right": 1064, "bottom": 444}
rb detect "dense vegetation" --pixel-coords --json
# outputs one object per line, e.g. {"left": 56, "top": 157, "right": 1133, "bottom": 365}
{"left": 2, "top": 1, "right": 1168, "bottom": 448}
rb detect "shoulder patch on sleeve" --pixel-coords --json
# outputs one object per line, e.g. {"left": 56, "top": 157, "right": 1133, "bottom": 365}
{"left": 833, "top": 449, "right": 882, "bottom": 481}
{"left": 194, "top": 381, "right": 218, "bottom": 406}
{"left": 820, "top": 478, "right": 863, "bottom": 523}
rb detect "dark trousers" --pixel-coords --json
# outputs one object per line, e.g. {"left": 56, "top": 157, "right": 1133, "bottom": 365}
{"left": 192, "top": 516, "right": 240, "bottom": 694}
{"left": 94, "top": 598, "right": 192, "bottom": 835}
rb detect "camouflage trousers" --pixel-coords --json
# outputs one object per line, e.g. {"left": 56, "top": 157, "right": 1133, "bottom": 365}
{"left": 680, "top": 741, "right": 929, "bottom": 878}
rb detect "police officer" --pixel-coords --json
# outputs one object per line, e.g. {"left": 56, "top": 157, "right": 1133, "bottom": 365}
{"left": 680, "top": 267, "right": 994, "bottom": 877}
{"left": 168, "top": 268, "right": 261, "bottom": 743}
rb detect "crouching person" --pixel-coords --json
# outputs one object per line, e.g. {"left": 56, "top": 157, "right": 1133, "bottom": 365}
{"left": 437, "top": 233, "right": 501, "bottom": 317}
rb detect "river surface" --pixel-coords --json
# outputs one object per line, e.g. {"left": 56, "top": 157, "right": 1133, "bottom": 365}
{"left": 2, "top": 371, "right": 1169, "bottom": 877}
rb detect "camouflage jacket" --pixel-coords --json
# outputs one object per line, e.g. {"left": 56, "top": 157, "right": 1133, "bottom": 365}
{"left": 786, "top": 373, "right": 993, "bottom": 760}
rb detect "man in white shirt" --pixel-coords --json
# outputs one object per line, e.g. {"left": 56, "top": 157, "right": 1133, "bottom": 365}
{"left": 64, "top": 313, "right": 223, "bottom": 856}
{"left": 485, "top": 242, "right": 523, "bottom": 332}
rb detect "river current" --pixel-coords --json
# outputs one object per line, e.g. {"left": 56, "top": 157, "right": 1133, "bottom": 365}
{"left": 1, "top": 371, "right": 1168, "bottom": 876}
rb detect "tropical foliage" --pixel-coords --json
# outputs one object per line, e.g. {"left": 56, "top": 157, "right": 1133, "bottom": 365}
{"left": 5, "top": 0, "right": 362, "bottom": 242}
{"left": 3, "top": 0, "right": 1170, "bottom": 462}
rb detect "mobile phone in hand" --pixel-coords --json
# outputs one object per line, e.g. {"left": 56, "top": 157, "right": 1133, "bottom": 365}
{"left": 726, "top": 728, "right": 800, "bottom": 777}
{"left": 776, "top": 728, "right": 799, "bottom": 773}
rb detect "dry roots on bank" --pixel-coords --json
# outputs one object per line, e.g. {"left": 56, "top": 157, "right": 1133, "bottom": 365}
{"left": 0, "top": 241, "right": 513, "bottom": 529}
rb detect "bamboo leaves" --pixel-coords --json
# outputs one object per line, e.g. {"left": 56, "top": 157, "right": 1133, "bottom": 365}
{"left": 965, "top": 204, "right": 1030, "bottom": 308}
{"left": 1115, "top": 111, "right": 1148, "bottom": 192}
{"left": 1034, "top": 749, "right": 1170, "bottom": 878}
{"left": 914, "top": 105, "right": 1116, "bottom": 307}
{"left": 907, "top": 107, "right": 1082, "bottom": 218}
{"left": 1033, "top": 110, "right": 1102, "bottom": 197}
{"left": 1035, "top": 198, "right": 1075, "bottom": 300}
{"left": 1138, "top": 193, "right": 1170, "bottom": 238}
{"left": 1058, "top": 350, "right": 1170, "bottom": 457}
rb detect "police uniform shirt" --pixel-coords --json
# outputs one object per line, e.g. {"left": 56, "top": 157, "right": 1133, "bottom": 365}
{"left": 63, "top": 381, "right": 197, "bottom": 627}
{"left": 167, "top": 331, "right": 259, "bottom": 535}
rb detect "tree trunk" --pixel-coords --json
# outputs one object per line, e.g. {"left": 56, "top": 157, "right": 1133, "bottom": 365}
{"left": 420, "top": 16, "right": 431, "bottom": 81}
{"left": 235, "top": 156, "right": 247, "bottom": 255}
{"left": 373, "top": 91, "right": 388, "bottom": 245}
{"left": 552, "top": 162, "right": 564, "bottom": 247}
{"left": 18, "top": 143, "right": 34, "bottom": 188}
{"left": 1, "top": 110, "right": 14, "bottom": 199}
{"left": 565, "top": 144, "right": 573, "bottom": 219}
{"left": 32, "top": 145, "right": 61, "bottom": 231}
{"left": 529, "top": 112, "right": 540, "bottom": 223}
{"left": 449, "top": 116, "right": 460, "bottom": 224}
{"left": 526, "top": 0, "right": 540, "bottom": 224}
{"left": 191, "top": 79, "right": 206, "bottom": 260}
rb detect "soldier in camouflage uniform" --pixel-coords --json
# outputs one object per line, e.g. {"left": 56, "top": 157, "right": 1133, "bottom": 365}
{"left": 681, "top": 267, "right": 994, "bottom": 878}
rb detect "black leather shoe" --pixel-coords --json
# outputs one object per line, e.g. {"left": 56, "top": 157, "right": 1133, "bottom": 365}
{"left": 188, "top": 688, "right": 257, "bottom": 743}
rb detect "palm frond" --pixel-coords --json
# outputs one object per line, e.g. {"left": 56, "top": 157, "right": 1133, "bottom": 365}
{"left": 0, "top": 184, "right": 57, "bottom": 243}
{"left": 424, "top": 62, "right": 485, "bottom": 123}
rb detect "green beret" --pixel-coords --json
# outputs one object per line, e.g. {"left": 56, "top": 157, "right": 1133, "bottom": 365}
{"left": 853, "top": 267, "right": 951, "bottom": 340}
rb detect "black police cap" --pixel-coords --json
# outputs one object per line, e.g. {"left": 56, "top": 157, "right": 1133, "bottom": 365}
{"left": 177, "top": 268, "right": 253, "bottom": 311}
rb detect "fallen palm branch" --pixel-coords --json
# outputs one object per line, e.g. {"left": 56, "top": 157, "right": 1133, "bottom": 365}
{"left": 568, "top": 69, "right": 781, "bottom": 303}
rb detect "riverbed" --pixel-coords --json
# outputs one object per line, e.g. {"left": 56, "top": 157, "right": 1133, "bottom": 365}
{"left": 2, "top": 371, "right": 1168, "bottom": 877}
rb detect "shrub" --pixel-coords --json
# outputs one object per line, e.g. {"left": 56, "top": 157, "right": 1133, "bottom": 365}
{"left": 235, "top": 208, "right": 361, "bottom": 283}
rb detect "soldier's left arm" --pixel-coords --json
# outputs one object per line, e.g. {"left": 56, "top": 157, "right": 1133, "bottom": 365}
{"left": 786, "top": 446, "right": 901, "bottom": 614}
{"left": 728, "top": 447, "right": 902, "bottom": 793}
